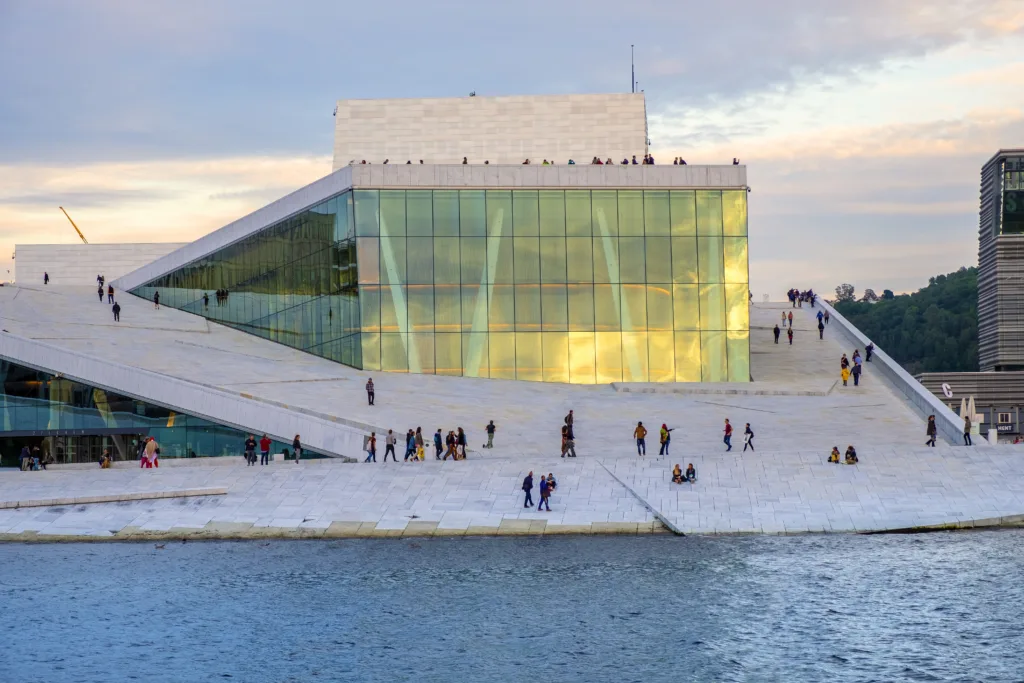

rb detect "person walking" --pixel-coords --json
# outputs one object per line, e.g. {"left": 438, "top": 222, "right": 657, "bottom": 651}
{"left": 781, "top": 311, "right": 787, "bottom": 327}
{"left": 564, "top": 409, "right": 574, "bottom": 436}
{"left": 365, "top": 378, "right": 375, "bottom": 405}
{"left": 112, "top": 301, "right": 121, "bottom": 322}
{"left": 659, "top": 424, "right": 674, "bottom": 455}
{"left": 866, "top": 342, "right": 874, "bottom": 362}
{"left": 964, "top": 415, "right": 973, "bottom": 446}
{"left": 522, "top": 471, "right": 534, "bottom": 508}
{"left": 415, "top": 427, "right": 425, "bottom": 460}
{"left": 434, "top": 429, "right": 443, "bottom": 459}
{"left": 203, "top": 292, "right": 209, "bottom": 309}
{"left": 724, "top": 419, "right": 733, "bottom": 451}
{"left": 818, "top": 319, "right": 825, "bottom": 340}
{"left": 292, "top": 434, "right": 302, "bottom": 463}
{"left": 144, "top": 437, "right": 158, "bottom": 469}
{"left": 816, "top": 309, "right": 824, "bottom": 326}
{"left": 851, "top": 362, "right": 862, "bottom": 386}
{"left": 456, "top": 427, "right": 467, "bottom": 459}
{"left": 98, "top": 284, "right": 104, "bottom": 302}
{"left": 633, "top": 421, "right": 647, "bottom": 456}
{"left": 841, "top": 366, "right": 850, "bottom": 386}
{"left": 563, "top": 425, "right": 577, "bottom": 458}
{"left": 107, "top": 285, "right": 114, "bottom": 304}
{"left": 824, "top": 310, "right": 830, "bottom": 325}
{"left": 484, "top": 420, "right": 496, "bottom": 448}
{"left": 773, "top": 324, "right": 781, "bottom": 344}
{"left": 538, "top": 475, "right": 551, "bottom": 511}
{"left": 787, "top": 327, "right": 794, "bottom": 345}
{"left": 259, "top": 433, "right": 271, "bottom": 465}
{"left": 443, "top": 430, "right": 457, "bottom": 460}
{"left": 153, "top": 291, "right": 160, "bottom": 309}
{"left": 787, "top": 311, "right": 793, "bottom": 327}
{"left": 244, "top": 434, "right": 257, "bottom": 466}
{"left": 743, "top": 423, "right": 755, "bottom": 452}
{"left": 384, "top": 430, "right": 397, "bottom": 461}
{"left": 404, "top": 429, "right": 416, "bottom": 461}
{"left": 366, "top": 432, "right": 378, "bottom": 462}
{"left": 925, "top": 415, "right": 937, "bottom": 447}
{"left": 43, "top": 272, "right": 49, "bottom": 285}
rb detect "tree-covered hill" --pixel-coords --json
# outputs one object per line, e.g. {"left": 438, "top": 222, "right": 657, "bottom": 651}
{"left": 833, "top": 267, "right": 978, "bottom": 374}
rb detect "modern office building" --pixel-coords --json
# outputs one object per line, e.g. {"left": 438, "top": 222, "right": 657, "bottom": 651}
{"left": 918, "top": 149, "right": 1024, "bottom": 440}
{"left": 978, "top": 149, "right": 1024, "bottom": 372}
{"left": 119, "top": 164, "right": 751, "bottom": 384}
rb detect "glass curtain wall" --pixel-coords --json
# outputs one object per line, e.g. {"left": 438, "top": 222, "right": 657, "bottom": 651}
{"left": 0, "top": 358, "right": 296, "bottom": 465}
{"left": 357, "top": 188, "right": 748, "bottom": 383}
{"left": 131, "top": 188, "right": 748, "bottom": 383}
{"left": 131, "top": 192, "right": 361, "bottom": 367}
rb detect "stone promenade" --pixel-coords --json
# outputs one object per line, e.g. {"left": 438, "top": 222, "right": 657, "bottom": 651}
{"left": 3, "top": 442, "right": 1024, "bottom": 540}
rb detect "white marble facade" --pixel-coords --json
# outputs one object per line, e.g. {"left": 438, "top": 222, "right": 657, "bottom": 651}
{"left": 15, "top": 243, "right": 186, "bottom": 287}
{"left": 333, "top": 93, "right": 648, "bottom": 169}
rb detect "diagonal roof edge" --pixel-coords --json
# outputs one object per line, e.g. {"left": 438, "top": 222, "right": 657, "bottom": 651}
{"left": 113, "top": 166, "right": 354, "bottom": 292}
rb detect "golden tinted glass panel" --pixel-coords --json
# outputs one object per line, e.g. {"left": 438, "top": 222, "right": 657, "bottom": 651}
{"left": 618, "top": 190, "right": 644, "bottom": 236}
{"left": 463, "top": 332, "right": 488, "bottom": 378}
{"left": 515, "top": 332, "right": 543, "bottom": 382}
{"left": 725, "top": 284, "right": 749, "bottom": 331}
{"left": 486, "top": 191, "right": 512, "bottom": 238}
{"left": 461, "top": 285, "right": 487, "bottom": 333}
{"left": 618, "top": 237, "right": 646, "bottom": 284}
{"left": 356, "top": 238, "right": 380, "bottom": 284}
{"left": 646, "top": 284, "right": 673, "bottom": 331}
{"left": 361, "top": 331, "right": 381, "bottom": 371}
{"left": 540, "top": 237, "right": 567, "bottom": 284}
{"left": 434, "top": 333, "right": 462, "bottom": 376}
{"left": 648, "top": 331, "right": 675, "bottom": 382}
{"left": 620, "top": 284, "right": 647, "bottom": 331}
{"left": 696, "top": 190, "right": 723, "bottom": 236}
{"left": 644, "top": 191, "right": 671, "bottom": 236}
{"left": 488, "top": 332, "right": 516, "bottom": 379}
{"left": 674, "top": 331, "right": 701, "bottom": 382}
{"left": 670, "top": 190, "right": 696, "bottom": 236}
{"left": 359, "top": 285, "right": 380, "bottom": 332}
{"left": 595, "top": 331, "right": 624, "bottom": 383}
{"left": 513, "top": 237, "right": 540, "bottom": 283}
{"left": 407, "top": 286, "right": 434, "bottom": 332}
{"left": 406, "top": 190, "right": 433, "bottom": 236}
{"left": 539, "top": 191, "right": 566, "bottom": 236}
{"left": 594, "top": 284, "right": 620, "bottom": 332}
{"left": 699, "top": 284, "right": 726, "bottom": 330}
{"left": 567, "top": 284, "right": 595, "bottom": 331}
{"left": 673, "top": 284, "right": 700, "bottom": 330}
{"left": 433, "top": 237, "right": 460, "bottom": 286}
{"left": 591, "top": 190, "right": 618, "bottom": 237}
{"left": 723, "top": 237, "right": 748, "bottom": 284}
{"left": 459, "top": 190, "right": 486, "bottom": 237}
{"left": 701, "top": 330, "right": 727, "bottom": 382}
{"left": 565, "top": 238, "right": 593, "bottom": 283}
{"left": 515, "top": 284, "right": 541, "bottom": 332}
{"left": 381, "top": 333, "right": 408, "bottom": 372}
{"left": 645, "top": 237, "right": 671, "bottom": 284}
{"left": 698, "top": 236, "right": 724, "bottom": 284}
{"left": 433, "top": 285, "right": 461, "bottom": 333}
{"left": 565, "top": 190, "right": 593, "bottom": 237}
{"left": 671, "top": 236, "right": 698, "bottom": 284}
{"left": 568, "top": 331, "right": 597, "bottom": 384}
{"left": 433, "top": 190, "right": 459, "bottom": 236}
{"left": 727, "top": 331, "right": 750, "bottom": 382}
{"left": 593, "top": 236, "right": 619, "bottom": 284}
{"left": 487, "top": 284, "right": 515, "bottom": 333}
{"left": 410, "top": 332, "right": 435, "bottom": 375}
{"left": 722, "top": 190, "right": 748, "bottom": 236}
{"left": 621, "top": 331, "right": 649, "bottom": 382}
{"left": 513, "top": 190, "right": 540, "bottom": 236}
{"left": 379, "top": 190, "right": 407, "bottom": 236}
{"left": 379, "top": 284, "right": 406, "bottom": 334}
{"left": 542, "top": 332, "right": 570, "bottom": 383}
{"left": 541, "top": 284, "right": 568, "bottom": 331}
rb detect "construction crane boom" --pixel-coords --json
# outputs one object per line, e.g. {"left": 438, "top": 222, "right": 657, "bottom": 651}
{"left": 58, "top": 206, "right": 89, "bottom": 244}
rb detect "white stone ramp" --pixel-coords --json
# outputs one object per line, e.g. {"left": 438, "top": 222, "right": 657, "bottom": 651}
{"left": 0, "top": 287, "right": 935, "bottom": 465}
{"left": 603, "top": 445, "right": 1024, "bottom": 534}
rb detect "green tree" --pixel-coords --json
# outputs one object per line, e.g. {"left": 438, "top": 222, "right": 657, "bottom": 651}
{"left": 834, "top": 283, "right": 856, "bottom": 302}
{"left": 861, "top": 288, "right": 879, "bottom": 302}
{"left": 833, "top": 267, "right": 977, "bottom": 374}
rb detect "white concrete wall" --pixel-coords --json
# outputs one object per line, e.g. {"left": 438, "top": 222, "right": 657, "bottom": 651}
{"left": 333, "top": 93, "right": 648, "bottom": 169}
{"left": 0, "top": 331, "right": 367, "bottom": 459}
{"left": 15, "top": 243, "right": 186, "bottom": 287}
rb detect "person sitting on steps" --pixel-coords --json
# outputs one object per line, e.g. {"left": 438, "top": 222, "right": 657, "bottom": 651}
{"left": 845, "top": 445, "right": 859, "bottom": 464}
{"left": 684, "top": 463, "right": 696, "bottom": 483}
{"left": 672, "top": 464, "right": 685, "bottom": 484}
{"left": 828, "top": 447, "right": 841, "bottom": 463}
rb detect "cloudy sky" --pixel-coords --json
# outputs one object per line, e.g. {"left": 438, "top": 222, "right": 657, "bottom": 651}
{"left": 1, "top": 0, "right": 1022, "bottom": 297}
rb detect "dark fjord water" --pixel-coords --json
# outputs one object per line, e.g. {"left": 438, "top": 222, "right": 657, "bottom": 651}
{"left": 2, "top": 532, "right": 1022, "bottom": 682}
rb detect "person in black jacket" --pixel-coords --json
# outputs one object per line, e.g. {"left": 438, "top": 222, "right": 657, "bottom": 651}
{"left": 112, "top": 301, "right": 121, "bottom": 322}
{"left": 293, "top": 434, "right": 302, "bottom": 462}
{"left": 522, "top": 471, "right": 534, "bottom": 507}
{"left": 244, "top": 435, "right": 257, "bottom": 466}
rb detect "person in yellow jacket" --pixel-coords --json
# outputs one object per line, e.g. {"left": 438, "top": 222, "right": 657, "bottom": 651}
{"left": 841, "top": 366, "right": 851, "bottom": 386}
{"left": 659, "top": 424, "right": 674, "bottom": 455}
{"left": 633, "top": 421, "right": 648, "bottom": 456}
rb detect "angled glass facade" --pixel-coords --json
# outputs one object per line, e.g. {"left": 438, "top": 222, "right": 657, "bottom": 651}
{"left": 131, "top": 188, "right": 748, "bottom": 383}
{"left": 0, "top": 358, "right": 298, "bottom": 465}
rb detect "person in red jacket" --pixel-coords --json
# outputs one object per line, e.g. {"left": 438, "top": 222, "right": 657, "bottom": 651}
{"left": 723, "top": 419, "right": 733, "bottom": 452}
{"left": 259, "top": 434, "right": 272, "bottom": 466}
